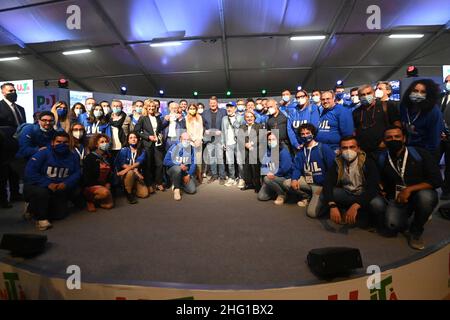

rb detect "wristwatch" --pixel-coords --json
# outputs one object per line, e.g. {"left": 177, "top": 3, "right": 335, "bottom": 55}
{"left": 328, "top": 202, "right": 337, "bottom": 208}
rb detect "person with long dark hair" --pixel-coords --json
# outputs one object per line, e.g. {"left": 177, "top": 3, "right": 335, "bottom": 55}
{"left": 82, "top": 104, "right": 111, "bottom": 138}
{"left": 68, "top": 122, "right": 89, "bottom": 166}
{"left": 399, "top": 79, "right": 443, "bottom": 160}
{"left": 115, "top": 132, "right": 148, "bottom": 204}
{"left": 68, "top": 102, "right": 86, "bottom": 124}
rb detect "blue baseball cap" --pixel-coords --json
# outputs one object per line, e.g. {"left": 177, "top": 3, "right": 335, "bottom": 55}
{"left": 226, "top": 101, "right": 236, "bottom": 107}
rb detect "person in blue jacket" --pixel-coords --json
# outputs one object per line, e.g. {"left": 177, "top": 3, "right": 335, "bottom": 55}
{"left": 279, "top": 89, "right": 297, "bottom": 116}
{"left": 316, "top": 91, "right": 355, "bottom": 151}
{"left": 81, "top": 104, "right": 111, "bottom": 138}
{"left": 163, "top": 132, "right": 197, "bottom": 201}
{"left": 16, "top": 111, "right": 56, "bottom": 161}
{"left": 23, "top": 131, "right": 81, "bottom": 231}
{"left": 290, "top": 123, "right": 336, "bottom": 218}
{"left": 287, "top": 90, "right": 320, "bottom": 151}
{"left": 399, "top": 78, "right": 443, "bottom": 161}
{"left": 257, "top": 133, "right": 292, "bottom": 205}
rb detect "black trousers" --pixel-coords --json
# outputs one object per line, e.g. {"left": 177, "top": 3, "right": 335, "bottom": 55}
{"left": 440, "top": 139, "right": 450, "bottom": 194}
{"left": 0, "top": 163, "right": 20, "bottom": 203}
{"left": 243, "top": 164, "right": 261, "bottom": 189}
{"left": 144, "top": 145, "right": 164, "bottom": 186}
{"left": 24, "top": 184, "right": 75, "bottom": 221}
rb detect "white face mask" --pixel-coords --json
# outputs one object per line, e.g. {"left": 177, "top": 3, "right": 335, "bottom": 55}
{"left": 72, "top": 131, "right": 84, "bottom": 140}
{"left": 446, "top": 82, "right": 450, "bottom": 92}
{"left": 282, "top": 95, "right": 290, "bottom": 102}
{"left": 312, "top": 96, "right": 320, "bottom": 103}
{"left": 375, "top": 89, "right": 384, "bottom": 99}
{"left": 342, "top": 149, "right": 358, "bottom": 162}
{"left": 268, "top": 107, "right": 276, "bottom": 115}
{"left": 197, "top": 108, "right": 204, "bottom": 114}
{"left": 86, "top": 104, "right": 94, "bottom": 112}
{"left": 297, "top": 98, "right": 307, "bottom": 105}
{"left": 351, "top": 96, "right": 360, "bottom": 104}
{"left": 74, "top": 109, "right": 82, "bottom": 116}
{"left": 256, "top": 104, "right": 263, "bottom": 111}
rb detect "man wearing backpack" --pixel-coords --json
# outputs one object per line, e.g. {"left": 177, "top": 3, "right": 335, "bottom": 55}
{"left": 353, "top": 85, "right": 402, "bottom": 160}
{"left": 371, "top": 126, "right": 442, "bottom": 250}
{"left": 290, "top": 123, "right": 335, "bottom": 217}
{"left": 0, "top": 83, "right": 26, "bottom": 208}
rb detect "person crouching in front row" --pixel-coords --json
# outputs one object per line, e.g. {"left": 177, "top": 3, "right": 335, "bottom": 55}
{"left": 115, "top": 132, "right": 149, "bottom": 204}
{"left": 82, "top": 134, "right": 114, "bottom": 212}
{"left": 23, "top": 131, "right": 81, "bottom": 231}
{"left": 163, "top": 132, "right": 197, "bottom": 201}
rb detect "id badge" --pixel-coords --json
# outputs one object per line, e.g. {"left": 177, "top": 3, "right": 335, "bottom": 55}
{"left": 395, "top": 185, "right": 406, "bottom": 199}
{"left": 305, "top": 171, "right": 314, "bottom": 184}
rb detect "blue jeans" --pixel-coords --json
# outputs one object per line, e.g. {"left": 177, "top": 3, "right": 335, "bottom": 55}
{"left": 328, "top": 187, "right": 372, "bottom": 228}
{"left": 258, "top": 176, "right": 289, "bottom": 200}
{"left": 206, "top": 142, "right": 225, "bottom": 178}
{"left": 370, "top": 189, "right": 438, "bottom": 236}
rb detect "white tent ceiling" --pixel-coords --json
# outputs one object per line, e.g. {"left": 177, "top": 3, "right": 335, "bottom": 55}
{"left": 0, "top": 0, "right": 448, "bottom": 97}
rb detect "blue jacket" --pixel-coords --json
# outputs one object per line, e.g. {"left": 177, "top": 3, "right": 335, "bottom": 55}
{"left": 203, "top": 108, "right": 227, "bottom": 130}
{"left": 287, "top": 104, "right": 320, "bottom": 149}
{"left": 114, "top": 147, "right": 147, "bottom": 171}
{"left": 280, "top": 100, "right": 297, "bottom": 116}
{"left": 254, "top": 111, "right": 268, "bottom": 125}
{"left": 400, "top": 105, "right": 443, "bottom": 154}
{"left": 316, "top": 104, "right": 355, "bottom": 150}
{"left": 163, "top": 143, "right": 196, "bottom": 176}
{"left": 16, "top": 124, "right": 56, "bottom": 160}
{"left": 24, "top": 147, "right": 81, "bottom": 190}
{"left": 261, "top": 146, "right": 292, "bottom": 178}
{"left": 81, "top": 117, "right": 112, "bottom": 137}
{"left": 291, "top": 142, "right": 335, "bottom": 185}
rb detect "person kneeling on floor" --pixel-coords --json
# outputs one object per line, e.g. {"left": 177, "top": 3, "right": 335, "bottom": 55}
{"left": 257, "top": 133, "right": 292, "bottom": 205}
{"left": 370, "top": 126, "right": 442, "bottom": 250}
{"left": 82, "top": 133, "right": 114, "bottom": 212}
{"left": 163, "top": 132, "right": 197, "bottom": 201}
{"left": 115, "top": 132, "right": 149, "bottom": 204}
{"left": 290, "top": 123, "right": 335, "bottom": 217}
{"left": 23, "top": 131, "right": 81, "bottom": 231}
{"left": 322, "top": 136, "right": 380, "bottom": 228}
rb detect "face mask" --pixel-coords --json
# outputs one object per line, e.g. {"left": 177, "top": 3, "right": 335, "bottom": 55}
{"left": 103, "top": 107, "right": 111, "bottom": 114}
{"left": 312, "top": 96, "right": 320, "bottom": 103}
{"left": 112, "top": 107, "right": 121, "bottom": 114}
{"left": 189, "top": 110, "right": 197, "bottom": 116}
{"left": 181, "top": 141, "right": 190, "bottom": 148}
{"left": 301, "top": 134, "right": 314, "bottom": 145}
{"left": 74, "top": 109, "right": 82, "bottom": 117}
{"left": 130, "top": 143, "right": 137, "bottom": 148}
{"left": 135, "top": 107, "right": 143, "bottom": 114}
{"left": 351, "top": 96, "right": 360, "bottom": 104}
{"left": 5, "top": 92, "right": 18, "bottom": 103}
{"left": 446, "top": 83, "right": 450, "bottom": 92}
{"left": 94, "top": 110, "right": 103, "bottom": 118}
{"left": 57, "top": 109, "right": 67, "bottom": 118}
{"left": 72, "top": 131, "right": 84, "bottom": 140}
{"left": 40, "top": 125, "right": 49, "bottom": 132}
{"left": 54, "top": 143, "right": 69, "bottom": 155}
{"left": 269, "top": 141, "right": 278, "bottom": 149}
{"left": 375, "top": 89, "right": 384, "bottom": 99}
{"left": 197, "top": 108, "right": 204, "bottom": 114}
{"left": 341, "top": 149, "right": 357, "bottom": 162}
{"left": 409, "top": 92, "right": 427, "bottom": 103}
{"left": 335, "top": 92, "right": 344, "bottom": 101}
{"left": 385, "top": 140, "right": 404, "bottom": 154}
{"left": 282, "top": 95, "right": 290, "bottom": 103}
{"left": 86, "top": 104, "right": 94, "bottom": 112}
{"left": 256, "top": 104, "right": 263, "bottom": 111}
{"left": 297, "top": 98, "right": 307, "bottom": 105}
{"left": 360, "top": 95, "right": 374, "bottom": 106}
{"left": 99, "top": 142, "right": 110, "bottom": 152}
{"left": 237, "top": 105, "right": 245, "bottom": 112}
{"left": 268, "top": 107, "right": 276, "bottom": 115}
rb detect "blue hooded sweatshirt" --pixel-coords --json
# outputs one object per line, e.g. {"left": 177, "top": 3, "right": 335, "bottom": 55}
{"left": 16, "top": 124, "right": 56, "bottom": 160}
{"left": 260, "top": 146, "right": 293, "bottom": 178}
{"left": 316, "top": 104, "right": 354, "bottom": 150}
{"left": 163, "top": 143, "right": 196, "bottom": 176}
{"left": 114, "top": 147, "right": 147, "bottom": 171}
{"left": 287, "top": 104, "right": 320, "bottom": 149}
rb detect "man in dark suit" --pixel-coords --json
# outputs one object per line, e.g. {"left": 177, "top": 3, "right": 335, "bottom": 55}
{"left": 0, "top": 83, "right": 26, "bottom": 208}
{"left": 202, "top": 96, "right": 227, "bottom": 184}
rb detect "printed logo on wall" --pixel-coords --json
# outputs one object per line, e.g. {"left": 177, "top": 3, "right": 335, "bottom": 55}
{"left": 0, "top": 79, "right": 34, "bottom": 123}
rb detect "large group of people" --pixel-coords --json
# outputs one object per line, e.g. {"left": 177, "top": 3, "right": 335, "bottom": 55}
{"left": 1, "top": 75, "right": 450, "bottom": 251}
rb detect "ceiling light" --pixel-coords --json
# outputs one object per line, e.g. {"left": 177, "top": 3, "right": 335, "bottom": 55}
{"left": 62, "top": 49, "right": 92, "bottom": 55}
{"left": 388, "top": 34, "right": 424, "bottom": 39}
{"left": 290, "top": 35, "right": 326, "bottom": 41}
{"left": 150, "top": 42, "right": 182, "bottom": 48}
{"left": 0, "top": 57, "right": 20, "bottom": 61}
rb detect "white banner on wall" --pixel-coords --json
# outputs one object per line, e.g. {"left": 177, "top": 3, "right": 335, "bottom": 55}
{"left": 443, "top": 65, "right": 450, "bottom": 81}
{"left": 70, "top": 91, "right": 93, "bottom": 107}
{"left": 0, "top": 79, "right": 34, "bottom": 123}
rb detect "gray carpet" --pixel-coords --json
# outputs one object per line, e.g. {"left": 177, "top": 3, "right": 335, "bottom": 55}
{"left": 0, "top": 182, "right": 449, "bottom": 288}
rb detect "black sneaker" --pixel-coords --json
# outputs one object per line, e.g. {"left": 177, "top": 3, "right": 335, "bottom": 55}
{"left": 1, "top": 201, "right": 13, "bottom": 209}
{"left": 126, "top": 192, "right": 138, "bottom": 204}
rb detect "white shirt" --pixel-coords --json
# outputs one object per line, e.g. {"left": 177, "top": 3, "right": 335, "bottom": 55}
{"left": 4, "top": 98, "right": 21, "bottom": 125}
{"left": 149, "top": 115, "right": 157, "bottom": 131}
{"left": 226, "top": 115, "right": 237, "bottom": 145}
{"left": 168, "top": 115, "right": 177, "bottom": 138}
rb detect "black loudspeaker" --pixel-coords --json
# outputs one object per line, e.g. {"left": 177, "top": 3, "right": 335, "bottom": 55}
{"left": 0, "top": 234, "right": 47, "bottom": 258}
{"left": 307, "top": 247, "right": 362, "bottom": 279}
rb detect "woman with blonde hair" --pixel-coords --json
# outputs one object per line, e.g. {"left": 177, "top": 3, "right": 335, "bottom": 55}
{"left": 51, "top": 101, "right": 71, "bottom": 132}
{"left": 185, "top": 103, "right": 204, "bottom": 183}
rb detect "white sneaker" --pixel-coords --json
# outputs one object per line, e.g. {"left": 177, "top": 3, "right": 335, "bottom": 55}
{"left": 173, "top": 188, "right": 181, "bottom": 201}
{"left": 237, "top": 179, "right": 245, "bottom": 189}
{"left": 274, "top": 196, "right": 285, "bottom": 205}
{"left": 224, "top": 178, "right": 234, "bottom": 187}
{"left": 233, "top": 179, "right": 239, "bottom": 186}
{"left": 297, "top": 199, "right": 309, "bottom": 207}
{"left": 36, "top": 220, "right": 52, "bottom": 231}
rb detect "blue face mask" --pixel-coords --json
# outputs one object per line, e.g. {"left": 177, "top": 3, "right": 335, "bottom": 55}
{"left": 57, "top": 109, "right": 67, "bottom": 118}
{"left": 237, "top": 105, "right": 245, "bottom": 112}
{"left": 112, "top": 107, "right": 122, "bottom": 114}
{"left": 335, "top": 92, "right": 344, "bottom": 101}
{"left": 269, "top": 141, "right": 278, "bottom": 149}
{"left": 181, "top": 141, "right": 190, "bottom": 149}
{"left": 360, "top": 95, "right": 374, "bottom": 106}
{"left": 301, "top": 134, "right": 314, "bottom": 145}
{"left": 409, "top": 92, "right": 427, "bottom": 103}
{"left": 446, "top": 83, "right": 450, "bottom": 92}
{"left": 99, "top": 142, "right": 110, "bottom": 152}
{"left": 130, "top": 143, "right": 137, "bottom": 148}
{"left": 54, "top": 143, "right": 69, "bottom": 155}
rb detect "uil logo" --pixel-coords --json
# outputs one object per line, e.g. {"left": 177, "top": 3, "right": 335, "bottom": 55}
{"left": 318, "top": 120, "right": 331, "bottom": 130}
{"left": 47, "top": 167, "right": 69, "bottom": 179}
{"left": 292, "top": 120, "right": 307, "bottom": 129}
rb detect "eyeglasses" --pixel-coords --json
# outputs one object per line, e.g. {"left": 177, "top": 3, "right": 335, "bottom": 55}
{"left": 40, "top": 119, "right": 54, "bottom": 123}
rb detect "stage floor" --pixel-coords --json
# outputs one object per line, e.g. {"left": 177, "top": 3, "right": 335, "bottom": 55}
{"left": 1, "top": 182, "right": 449, "bottom": 288}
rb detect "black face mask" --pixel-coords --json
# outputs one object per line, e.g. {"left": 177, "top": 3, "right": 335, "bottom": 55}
{"left": 385, "top": 140, "right": 404, "bottom": 154}
{"left": 5, "top": 92, "right": 17, "bottom": 103}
